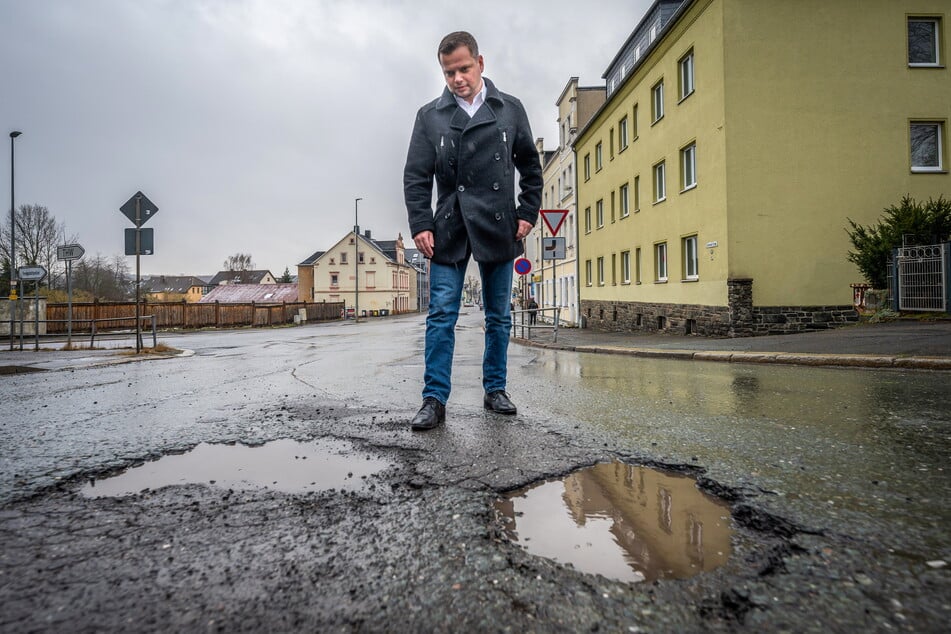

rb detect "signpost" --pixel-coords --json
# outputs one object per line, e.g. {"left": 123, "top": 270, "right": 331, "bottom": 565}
{"left": 536, "top": 210, "right": 569, "bottom": 325}
{"left": 57, "top": 243, "right": 85, "bottom": 347}
{"left": 17, "top": 265, "right": 46, "bottom": 351}
{"left": 119, "top": 191, "right": 159, "bottom": 352}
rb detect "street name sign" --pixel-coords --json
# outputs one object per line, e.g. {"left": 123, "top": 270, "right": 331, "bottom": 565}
{"left": 18, "top": 265, "right": 47, "bottom": 281}
{"left": 120, "top": 191, "right": 159, "bottom": 227}
{"left": 57, "top": 243, "right": 86, "bottom": 261}
{"left": 540, "top": 209, "right": 569, "bottom": 236}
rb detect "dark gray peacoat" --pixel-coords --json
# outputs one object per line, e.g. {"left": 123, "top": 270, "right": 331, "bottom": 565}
{"left": 404, "top": 78, "right": 543, "bottom": 265}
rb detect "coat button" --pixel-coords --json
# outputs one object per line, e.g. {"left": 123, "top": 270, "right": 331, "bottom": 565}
{"left": 492, "top": 182, "right": 500, "bottom": 190}
{"left": 494, "top": 153, "right": 500, "bottom": 160}
{"left": 457, "top": 185, "right": 465, "bottom": 192}
{"left": 495, "top": 213, "right": 502, "bottom": 221}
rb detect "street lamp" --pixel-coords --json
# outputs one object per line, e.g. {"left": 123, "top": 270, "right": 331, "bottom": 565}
{"left": 9, "top": 131, "right": 22, "bottom": 351}
{"left": 354, "top": 197, "right": 362, "bottom": 322}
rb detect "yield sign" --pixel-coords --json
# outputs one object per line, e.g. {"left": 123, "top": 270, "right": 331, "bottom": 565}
{"left": 540, "top": 209, "right": 568, "bottom": 236}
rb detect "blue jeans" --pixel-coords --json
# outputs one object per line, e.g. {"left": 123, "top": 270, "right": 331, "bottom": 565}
{"left": 423, "top": 259, "right": 513, "bottom": 404}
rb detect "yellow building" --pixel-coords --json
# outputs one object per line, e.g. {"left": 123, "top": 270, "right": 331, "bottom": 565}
{"left": 530, "top": 78, "right": 605, "bottom": 326}
{"left": 297, "top": 230, "right": 414, "bottom": 316}
{"left": 576, "top": 0, "right": 950, "bottom": 335}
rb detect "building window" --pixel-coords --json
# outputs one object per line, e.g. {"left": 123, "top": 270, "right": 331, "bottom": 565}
{"left": 651, "top": 80, "right": 664, "bottom": 123}
{"left": 358, "top": 251, "right": 365, "bottom": 264}
{"left": 366, "top": 271, "right": 375, "bottom": 288}
{"left": 682, "top": 235, "right": 699, "bottom": 280}
{"left": 632, "top": 104, "right": 639, "bottom": 140}
{"left": 679, "top": 49, "right": 695, "bottom": 100}
{"left": 655, "top": 243, "right": 668, "bottom": 282}
{"left": 619, "top": 116, "right": 629, "bottom": 151}
{"left": 610, "top": 191, "right": 616, "bottom": 223}
{"left": 653, "top": 161, "right": 666, "bottom": 202}
{"left": 908, "top": 17, "right": 941, "bottom": 66}
{"left": 609, "top": 128, "right": 615, "bottom": 159}
{"left": 596, "top": 199, "right": 604, "bottom": 228}
{"left": 597, "top": 257, "right": 605, "bottom": 286}
{"left": 330, "top": 273, "right": 339, "bottom": 287}
{"left": 340, "top": 252, "right": 348, "bottom": 264}
{"left": 611, "top": 253, "right": 617, "bottom": 285}
{"left": 595, "top": 142, "right": 603, "bottom": 171}
{"left": 635, "top": 247, "right": 642, "bottom": 284}
{"left": 584, "top": 153, "right": 591, "bottom": 181}
{"left": 585, "top": 259, "right": 593, "bottom": 286}
{"left": 621, "top": 250, "right": 631, "bottom": 284}
{"left": 584, "top": 206, "right": 592, "bottom": 233}
{"left": 911, "top": 122, "right": 944, "bottom": 171}
{"left": 681, "top": 142, "right": 697, "bottom": 190}
{"left": 620, "top": 183, "right": 630, "bottom": 218}
{"left": 634, "top": 175, "right": 640, "bottom": 212}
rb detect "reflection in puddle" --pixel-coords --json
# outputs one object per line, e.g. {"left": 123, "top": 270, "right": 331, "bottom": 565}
{"left": 81, "top": 438, "right": 390, "bottom": 497}
{"left": 495, "top": 461, "right": 732, "bottom": 583}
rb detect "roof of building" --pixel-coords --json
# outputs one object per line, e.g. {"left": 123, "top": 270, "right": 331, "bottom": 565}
{"left": 298, "top": 250, "right": 325, "bottom": 266}
{"left": 199, "top": 283, "right": 299, "bottom": 304}
{"left": 141, "top": 275, "right": 206, "bottom": 294}
{"left": 208, "top": 269, "right": 275, "bottom": 285}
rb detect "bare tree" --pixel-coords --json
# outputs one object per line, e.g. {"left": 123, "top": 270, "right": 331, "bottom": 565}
{"left": 72, "top": 253, "right": 132, "bottom": 301}
{"left": 0, "top": 203, "right": 76, "bottom": 289}
{"left": 223, "top": 252, "right": 255, "bottom": 283}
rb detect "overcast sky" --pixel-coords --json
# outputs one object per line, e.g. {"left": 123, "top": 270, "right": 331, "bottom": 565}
{"left": 1, "top": 0, "right": 653, "bottom": 277}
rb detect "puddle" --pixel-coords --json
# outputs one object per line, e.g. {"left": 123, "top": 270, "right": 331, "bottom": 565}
{"left": 494, "top": 461, "right": 733, "bottom": 583}
{"left": 81, "top": 438, "right": 390, "bottom": 497}
{"left": 0, "top": 365, "right": 47, "bottom": 375}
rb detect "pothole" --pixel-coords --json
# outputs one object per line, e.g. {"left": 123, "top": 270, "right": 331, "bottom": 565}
{"left": 81, "top": 438, "right": 390, "bottom": 497}
{"left": 494, "top": 461, "right": 733, "bottom": 583}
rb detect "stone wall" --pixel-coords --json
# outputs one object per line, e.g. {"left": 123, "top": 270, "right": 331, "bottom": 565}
{"left": 0, "top": 298, "right": 48, "bottom": 336}
{"left": 580, "top": 278, "right": 858, "bottom": 337}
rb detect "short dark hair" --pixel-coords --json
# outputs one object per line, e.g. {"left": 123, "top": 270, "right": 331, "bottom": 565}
{"left": 438, "top": 31, "right": 479, "bottom": 60}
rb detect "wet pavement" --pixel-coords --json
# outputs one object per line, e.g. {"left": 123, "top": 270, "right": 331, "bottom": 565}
{"left": 0, "top": 314, "right": 949, "bottom": 632}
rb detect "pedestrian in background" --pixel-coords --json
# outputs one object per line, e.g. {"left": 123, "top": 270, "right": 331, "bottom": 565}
{"left": 404, "top": 31, "right": 543, "bottom": 431}
{"left": 527, "top": 297, "right": 538, "bottom": 325}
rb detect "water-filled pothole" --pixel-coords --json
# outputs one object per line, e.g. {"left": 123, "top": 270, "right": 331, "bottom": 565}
{"left": 494, "top": 461, "right": 733, "bottom": 583}
{"left": 81, "top": 438, "right": 390, "bottom": 497}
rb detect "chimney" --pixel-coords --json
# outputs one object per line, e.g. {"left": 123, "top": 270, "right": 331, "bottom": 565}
{"left": 364, "top": 229, "right": 372, "bottom": 240}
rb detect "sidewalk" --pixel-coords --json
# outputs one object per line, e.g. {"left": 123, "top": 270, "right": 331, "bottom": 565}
{"left": 513, "top": 319, "right": 951, "bottom": 370}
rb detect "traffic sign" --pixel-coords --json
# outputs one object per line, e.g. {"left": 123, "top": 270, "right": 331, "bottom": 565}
{"left": 540, "top": 209, "right": 568, "bottom": 236}
{"left": 514, "top": 257, "right": 532, "bottom": 275}
{"left": 18, "top": 265, "right": 47, "bottom": 281}
{"left": 57, "top": 243, "right": 85, "bottom": 261}
{"left": 120, "top": 191, "right": 159, "bottom": 227}
{"left": 125, "top": 228, "right": 154, "bottom": 255}
{"left": 542, "top": 237, "right": 566, "bottom": 260}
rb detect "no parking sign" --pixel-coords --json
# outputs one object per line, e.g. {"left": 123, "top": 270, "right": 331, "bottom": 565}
{"left": 514, "top": 258, "right": 532, "bottom": 275}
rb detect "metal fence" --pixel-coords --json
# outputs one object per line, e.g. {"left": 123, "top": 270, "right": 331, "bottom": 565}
{"left": 894, "top": 243, "right": 948, "bottom": 312}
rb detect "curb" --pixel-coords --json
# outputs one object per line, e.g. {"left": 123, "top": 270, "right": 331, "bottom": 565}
{"left": 514, "top": 338, "right": 951, "bottom": 371}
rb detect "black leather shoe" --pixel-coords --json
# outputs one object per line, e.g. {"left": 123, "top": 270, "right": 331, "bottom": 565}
{"left": 410, "top": 397, "right": 446, "bottom": 431}
{"left": 484, "top": 391, "right": 517, "bottom": 415}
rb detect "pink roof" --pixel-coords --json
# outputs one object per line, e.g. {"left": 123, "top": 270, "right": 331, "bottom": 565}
{"left": 199, "top": 283, "right": 299, "bottom": 304}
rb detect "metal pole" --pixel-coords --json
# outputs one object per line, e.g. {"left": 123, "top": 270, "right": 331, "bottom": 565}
{"left": 34, "top": 280, "right": 39, "bottom": 351}
{"left": 135, "top": 195, "right": 142, "bottom": 352}
{"left": 9, "top": 131, "right": 21, "bottom": 351}
{"left": 354, "top": 197, "right": 361, "bottom": 322}
{"left": 66, "top": 259, "right": 73, "bottom": 348}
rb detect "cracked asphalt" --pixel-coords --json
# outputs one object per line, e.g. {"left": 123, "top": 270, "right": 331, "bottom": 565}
{"left": 1, "top": 314, "right": 949, "bottom": 632}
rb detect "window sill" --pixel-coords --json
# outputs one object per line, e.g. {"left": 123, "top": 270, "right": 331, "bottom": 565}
{"left": 908, "top": 63, "right": 944, "bottom": 68}
{"left": 620, "top": 213, "right": 630, "bottom": 220}
{"left": 680, "top": 183, "right": 697, "bottom": 193}
{"left": 911, "top": 168, "right": 948, "bottom": 174}
{"left": 621, "top": 281, "right": 631, "bottom": 286}
{"left": 619, "top": 145, "right": 628, "bottom": 154}
{"left": 654, "top": 279, "right": 668, "bottom": 284}
{"left": 677, "top": 91, "right": 694, "bottom": 105}
{"left": 651, "top": 116, "right": 664, "bottom": 126}
{"left": 681, "top": 277, "right": 699, "bottom": 283}
{"left": 653, "top": 197, "right": 666, "bottom": 205}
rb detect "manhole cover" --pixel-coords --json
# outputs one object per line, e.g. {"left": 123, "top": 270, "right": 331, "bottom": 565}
{"left": 494, "top": 461, "right": 733, "bottom": 583}
{"left": 81, "top": 438, "right": 390, "bottom": 497}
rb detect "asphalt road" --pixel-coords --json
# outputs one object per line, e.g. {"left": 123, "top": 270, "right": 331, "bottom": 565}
{"left": 1, "top": 313, "right": 949, "bottom": 632}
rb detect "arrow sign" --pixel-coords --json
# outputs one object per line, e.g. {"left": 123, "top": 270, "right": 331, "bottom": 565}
{"left": 57, "top": 243, "right": 85, "bottom": 261}
{"left": 18, "top": 265, "right": 47, "bottom": 281}
{"left": 120, "top": 191, "right": 159, "bottom": 227}
{"left": 540, "top": 209, "right": 568, "bottom": 236}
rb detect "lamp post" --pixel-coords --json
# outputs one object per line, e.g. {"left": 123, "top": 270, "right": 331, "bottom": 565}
{"left": 8, "top": 131, "right": 22, "bottom": 351}
{"left": 354, "top": 197, "right": 362, "bottom": 322}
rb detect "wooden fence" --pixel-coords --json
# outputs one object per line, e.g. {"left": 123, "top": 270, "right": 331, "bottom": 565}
{"left": 45, "top": 300, "right": 345, "bottom": 333}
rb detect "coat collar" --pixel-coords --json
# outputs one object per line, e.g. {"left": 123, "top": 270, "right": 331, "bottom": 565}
{"left": 437, "top": 77, "right": 503, "bottom": 131}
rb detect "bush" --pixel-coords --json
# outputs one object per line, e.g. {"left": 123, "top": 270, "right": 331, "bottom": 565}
{"left": 846, "top": 195, "right": 951, "bottom": 289}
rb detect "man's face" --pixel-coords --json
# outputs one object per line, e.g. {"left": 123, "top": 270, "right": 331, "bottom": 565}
{"left": 439, "top": 45, "right": 484, "bottom": 104}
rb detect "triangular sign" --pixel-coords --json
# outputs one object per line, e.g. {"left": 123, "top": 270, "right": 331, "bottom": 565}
{"left": 540, "top": 209, "right": 569, "bottom": 236}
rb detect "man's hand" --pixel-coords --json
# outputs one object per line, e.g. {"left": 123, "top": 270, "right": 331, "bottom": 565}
{"left": 515, "top": 220, "right": 533, "bottom": 241}
{"left": 414, "top": 231, "right": 435, "bottom": 258}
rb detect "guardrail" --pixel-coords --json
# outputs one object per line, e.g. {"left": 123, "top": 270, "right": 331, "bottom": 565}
{"left": 511, "top": 306, "right": 561, "bottom": 343}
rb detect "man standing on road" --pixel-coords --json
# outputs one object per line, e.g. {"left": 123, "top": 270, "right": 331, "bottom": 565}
{"left": 404, "top": 31, "right": 542, "bottom": 431}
